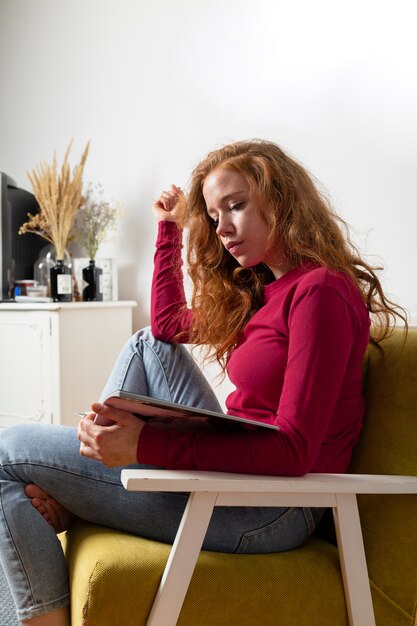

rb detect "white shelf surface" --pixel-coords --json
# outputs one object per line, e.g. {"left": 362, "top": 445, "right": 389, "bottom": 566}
{"left": 0, "top": 300, "right": 137, "bottom": 311}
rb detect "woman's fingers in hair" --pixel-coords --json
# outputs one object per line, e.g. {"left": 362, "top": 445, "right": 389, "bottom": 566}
{"left": 154, "top": 186, "right": 180, "bottom": 210}
{"left": 153, "top": 185, "right": 187, "bottom": 226}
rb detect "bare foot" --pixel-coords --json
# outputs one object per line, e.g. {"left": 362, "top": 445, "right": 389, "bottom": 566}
{"left": 25, "top": 484, "right": 76, "bottom": 533}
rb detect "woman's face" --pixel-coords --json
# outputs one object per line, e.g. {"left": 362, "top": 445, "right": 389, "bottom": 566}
{"left": 202, "top": 168, "right": 289, "bottom": 278}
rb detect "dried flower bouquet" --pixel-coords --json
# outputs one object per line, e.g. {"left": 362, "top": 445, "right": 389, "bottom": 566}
{"left": 19, "top": 141, "right": 90, "bottom": 260}
{"left": 74, "top": 182, "right": 124, "bottom": 260}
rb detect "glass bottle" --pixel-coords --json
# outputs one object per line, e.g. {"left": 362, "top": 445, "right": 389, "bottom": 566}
{"left": 50, "top": 259, "right": 72, "bottom": 302}
{"left": 35, "top": 245, "right": 72, "bottom": 297}
{"left": 82, "top": 260, "right": 103, "bottom": 301}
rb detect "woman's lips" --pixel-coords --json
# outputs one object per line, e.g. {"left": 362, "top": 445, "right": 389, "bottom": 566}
{"left": 226, "top": 241, "right": 243, "bottom": 255}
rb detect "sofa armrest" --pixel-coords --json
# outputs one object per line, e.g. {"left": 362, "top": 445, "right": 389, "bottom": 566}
{"left": 120, "top": 470, "right": 417, "bottom": 626}
{"left": 122, "top": 469, "right": 417, "bottom": 496}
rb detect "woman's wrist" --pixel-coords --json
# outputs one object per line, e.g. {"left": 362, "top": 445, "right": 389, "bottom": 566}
{"left": 156, "top": 214, "right": 182, "bottom": 225}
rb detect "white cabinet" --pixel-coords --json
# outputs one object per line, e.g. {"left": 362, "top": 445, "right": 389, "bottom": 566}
{"left": 0, "top": 301, "right": 136, "bottom": 428}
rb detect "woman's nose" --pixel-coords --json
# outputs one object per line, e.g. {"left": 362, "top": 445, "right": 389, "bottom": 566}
{"left": 216, "top": 216, "right": 234, "bottom": 237}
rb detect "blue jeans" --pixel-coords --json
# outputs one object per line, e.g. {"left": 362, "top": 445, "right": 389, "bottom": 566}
{"left": 0, "top": 327, "right": 325, "bottom": 621}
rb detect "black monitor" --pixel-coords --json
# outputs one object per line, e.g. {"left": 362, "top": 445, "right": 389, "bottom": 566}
{"left": 0, "top": 172, "right": 45, "bottom": 299}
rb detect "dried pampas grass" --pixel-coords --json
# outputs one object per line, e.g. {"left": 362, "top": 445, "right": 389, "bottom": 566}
{"left": 20, "top": 141, "right": 90, "bottom": 259}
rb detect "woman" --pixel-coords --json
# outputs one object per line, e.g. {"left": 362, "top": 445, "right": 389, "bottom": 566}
{"left": 0, "top": 140, "right": 405, "bottom": 625}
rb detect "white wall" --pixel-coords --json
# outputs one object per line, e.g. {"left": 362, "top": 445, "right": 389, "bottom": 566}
{"left": 1, "top": 0, "right": 416, "bottom": 401}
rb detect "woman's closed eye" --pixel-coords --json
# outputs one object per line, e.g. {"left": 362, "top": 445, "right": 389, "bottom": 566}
{"left": 209, "top": 202, "right": 244, "bottom": 228}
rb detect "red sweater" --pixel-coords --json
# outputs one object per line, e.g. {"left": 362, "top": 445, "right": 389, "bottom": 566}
{"left": 138, "top": 221, "right": 370, "bottom": 476}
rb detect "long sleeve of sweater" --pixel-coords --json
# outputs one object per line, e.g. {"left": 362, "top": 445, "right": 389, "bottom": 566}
{"left": 150, "top": 220, "right": 193, "bottom": 342}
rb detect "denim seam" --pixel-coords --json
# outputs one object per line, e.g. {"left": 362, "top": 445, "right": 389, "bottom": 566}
{"left": 1, "top": 462, "right": 125, "bottom": 487}
{"left": 16, "top": 593, "right": 70, "bottom": 622}
{"left": 141, "top": 338, "right": 174, "bottom": 401}
{"left": 301, "top": 506, "right": 316, "bottom": 534}
{"left": 238, "top": 506, "right": 296, "bottom": 542}
{"left": 234, "top": 506, "right": 313, "bottom": 554}
{"left": 0, "top": 482, "right": 38, "bottom": 611}
{"left": 115, "top": 351, "right": 137, "bottom": 393}
{"left": 2, "top": 463, "right": 191, "bottom": 498}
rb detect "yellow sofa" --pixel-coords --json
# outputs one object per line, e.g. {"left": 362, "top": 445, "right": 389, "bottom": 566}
{"left": 62, "top": 329, "right": 417, "bottom": 625}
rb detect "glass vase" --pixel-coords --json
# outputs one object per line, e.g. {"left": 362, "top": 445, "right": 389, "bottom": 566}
{"left": 82, "top": 260, "right": 103, "bottom": 301}
{"left": 35, "top": 245, "right": 72, "bottom": 297}
{"left": 50, "top": 259, "right": 72, "bottom": 302}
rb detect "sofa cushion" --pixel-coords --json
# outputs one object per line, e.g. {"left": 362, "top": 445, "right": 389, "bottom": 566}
{"left": 62, "top": 525, "right": 350, "bottom": 626}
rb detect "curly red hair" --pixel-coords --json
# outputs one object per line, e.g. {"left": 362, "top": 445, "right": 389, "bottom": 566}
{"left": 182, "top": 140, "right": 406, "bottom": 368}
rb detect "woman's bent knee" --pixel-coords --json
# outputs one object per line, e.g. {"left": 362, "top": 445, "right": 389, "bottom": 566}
{"left": 0, "top": 424, "right": 36, "bottom": 462}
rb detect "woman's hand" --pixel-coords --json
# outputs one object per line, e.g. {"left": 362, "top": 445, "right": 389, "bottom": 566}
{"left": 77, "top": 403, "right": 145, "bottom": 467}
{"left": 153, "top": 184, "right": 187, "bottom": 227}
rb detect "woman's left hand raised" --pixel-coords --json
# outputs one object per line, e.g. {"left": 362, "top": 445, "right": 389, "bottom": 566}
{"left": 77, "top": 403, "right": 145, "bottom": 467}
